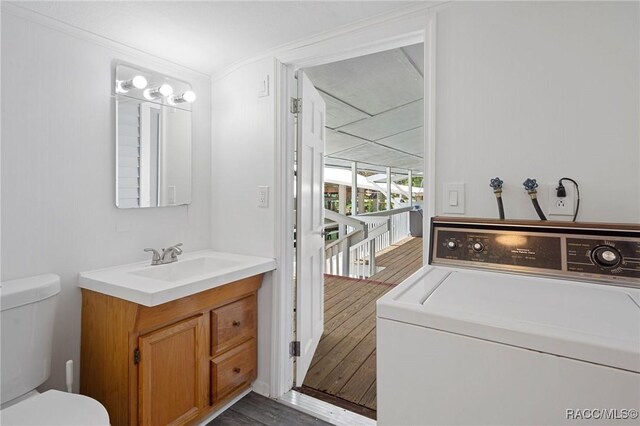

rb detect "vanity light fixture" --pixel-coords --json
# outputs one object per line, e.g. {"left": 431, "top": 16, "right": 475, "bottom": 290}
{"left": 144, "top": 83, "right": 174, "bottom": 100}
{"left": 168, "top": 90, "right": 197, "bottom": 104}
{"left": 115, "top": 75, "right": 148, "bottom": 94}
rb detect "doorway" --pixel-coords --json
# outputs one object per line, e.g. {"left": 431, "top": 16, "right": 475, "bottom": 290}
{"left": 293, "top": 43, "right": 426, "bottom": 419}
{"left": 272, "top": 9, "right": 436, "bottom": 425}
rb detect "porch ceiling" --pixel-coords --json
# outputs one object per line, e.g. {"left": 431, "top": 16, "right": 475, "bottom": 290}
{"left": 305, "top": 43, "right": 424, "bottom": 173}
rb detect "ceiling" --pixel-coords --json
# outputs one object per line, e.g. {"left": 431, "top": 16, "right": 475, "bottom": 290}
{"left": 304, "top": 43, "right": 424, "bottom": 174}
{"left": 11, "top": 1, "right": 421, "bottom": 76}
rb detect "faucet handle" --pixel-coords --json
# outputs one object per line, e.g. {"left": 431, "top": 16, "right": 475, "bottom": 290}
{"left": 144, "top": 248, "right": 162, "bottom": 265}
{"left": 168, "top": 243, "right": 183, "bottom": 254}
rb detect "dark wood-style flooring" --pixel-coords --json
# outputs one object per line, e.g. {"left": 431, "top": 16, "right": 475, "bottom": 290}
{"left": 207, "top": 392, "right": 331, "bottom": 426}
{"left": 299, "top": 237, "right": 423, "bottom": 419}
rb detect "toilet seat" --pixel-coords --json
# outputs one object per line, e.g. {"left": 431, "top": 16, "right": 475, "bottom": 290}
{"left": 0, "top": 390, "right": 110, "bottom": 425}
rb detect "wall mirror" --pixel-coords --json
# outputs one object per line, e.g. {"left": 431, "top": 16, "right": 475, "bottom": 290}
{"left": 114, "top": 63, "right": 195, "bottom": 208}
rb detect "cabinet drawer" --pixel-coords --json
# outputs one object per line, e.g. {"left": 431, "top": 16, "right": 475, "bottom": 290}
{"left": 211, "top": 295, "right": 256, "bottom": 356}
{"left": 211, "top": 339, "right": 256, "bottom": 403}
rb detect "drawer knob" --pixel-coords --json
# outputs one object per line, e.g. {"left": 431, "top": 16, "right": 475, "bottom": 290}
{"left": 232, "top": 320, "right": 241, "bottom": 327}
{"left": 233, "top": 367, "right": 241, "bottom": 374}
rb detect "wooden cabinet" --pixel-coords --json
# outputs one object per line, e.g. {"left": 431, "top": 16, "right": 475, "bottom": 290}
{"left": 80, "top": 274, "right": 262, "bottom": 426}
{"left": 139, "top": 316, "right": 207, "bottom": 426}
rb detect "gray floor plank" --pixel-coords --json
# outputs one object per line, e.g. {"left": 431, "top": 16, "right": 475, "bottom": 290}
{"left": 207, "top": 392, "right": 331, "bottom": 426}
{"left": 207, "top": 409, "right": 265, "bottom": 426}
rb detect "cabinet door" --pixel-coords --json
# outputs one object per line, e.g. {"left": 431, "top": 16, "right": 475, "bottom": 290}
{"left": 139, "top": 315, "right": 207, "bottom": 426}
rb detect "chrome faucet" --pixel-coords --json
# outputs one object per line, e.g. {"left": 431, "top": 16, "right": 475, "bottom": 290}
{"left": 144, "top": 243, "right": 183, "bottom": 266}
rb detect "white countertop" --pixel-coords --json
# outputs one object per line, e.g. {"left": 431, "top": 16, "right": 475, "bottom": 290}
{"left": 79, "top": 250, "right": 276, "bottom": 306}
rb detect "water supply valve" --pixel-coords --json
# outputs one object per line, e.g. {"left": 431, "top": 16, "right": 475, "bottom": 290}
{"left": 489, "top": 177, "right": 504, "bottom": 193}
{"left": 523, "top": 178, "right": 539, "bottom": 194}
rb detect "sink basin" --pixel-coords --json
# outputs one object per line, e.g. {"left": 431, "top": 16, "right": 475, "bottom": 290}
{"left": 130, "top": 257, "right": 244, "bottom": 282}
{"left": 79, "top": 250, "right": 276, "bottom": 306}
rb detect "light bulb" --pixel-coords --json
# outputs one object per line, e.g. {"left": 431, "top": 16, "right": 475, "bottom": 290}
{"left": 131, "top": 75, "right": 148, "bottom": 89}
{"left": 158, "top": 84, "right": 173, "bottom": 97}
{"left": 182, "top": 90, "right": 196, "bottom": 103}
{"left": 169, "top": 90, "right": 197, "bottom": 104}
{"left": 144, "top": 84, "right": 174, "bottom": 100}
{"left": 115, "top": 75, "right": 148, "bottom": 93}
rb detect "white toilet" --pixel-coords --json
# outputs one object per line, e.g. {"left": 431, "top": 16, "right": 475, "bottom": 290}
{"left": 0, "top": 274, "right": 110, "bottom": 425}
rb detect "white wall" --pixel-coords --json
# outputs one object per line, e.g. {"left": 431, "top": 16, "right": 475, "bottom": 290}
{"left": 211, "top": 57, "right": 278, "bottom": 395}
{"left": 205, "top": 2, "right": 640, "bottom": 400}
{"left": 434, "top": 1, "right": 640, "bottom": 223}
{"left": 1, "top": 9, "right": 212, "bottom": 392}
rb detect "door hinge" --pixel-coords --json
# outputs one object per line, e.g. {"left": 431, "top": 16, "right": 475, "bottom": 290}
{"left": 290, "top": 341, "right": 301, "bottom": 357}
{"left": 134, "top": 348, "right": 141, "bottom": 365}
{"left": 290, "top": 98, "right": 301, "bottom": 114}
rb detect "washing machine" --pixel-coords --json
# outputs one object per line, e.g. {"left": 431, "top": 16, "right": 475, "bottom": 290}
{"left": 377, "top": 217, "right": 640, "bottom": 425}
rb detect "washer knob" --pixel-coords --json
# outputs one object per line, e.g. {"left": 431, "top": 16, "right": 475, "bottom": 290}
{"left": 472, "top": 242, "right": 484, "bottom": 253}
{"left": 591, "top": 245, "right": 622, "bottom": 268}
{"left": 446, "top": 240, "right": 458, "bottom": 250}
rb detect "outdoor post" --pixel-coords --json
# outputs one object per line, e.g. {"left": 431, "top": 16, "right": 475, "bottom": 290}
{"left": 351, "top": 162, "right": 358, "bottom": 215}
{"left": 369, "top": 238, "right": 376, "bottom": 277}
{"left": 408, "top": 170, "right": 413, "bottom": 207}
{"left": 338, "top": 184, "right": 346, "bottom": 238}
{"left": 386, "top": 167, "right": 392, "bottom": 210}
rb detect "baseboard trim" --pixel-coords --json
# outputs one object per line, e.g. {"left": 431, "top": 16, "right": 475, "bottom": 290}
{"left": 195, "top": 388, "right": 251, "bottom": 426}
{"left": 251, "top": 380, "right": 271, "bottom": 397}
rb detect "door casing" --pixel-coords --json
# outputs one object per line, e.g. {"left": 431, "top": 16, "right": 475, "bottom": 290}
{"left": 271, "top": 7, "right": 438, "bottom": 398}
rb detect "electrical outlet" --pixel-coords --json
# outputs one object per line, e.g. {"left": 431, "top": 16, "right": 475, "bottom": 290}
{"left": 548, "top": 183, "right": 575, "bottom": 216}
{"left": 258, "top": 186, "right": 269, "bottom": 208}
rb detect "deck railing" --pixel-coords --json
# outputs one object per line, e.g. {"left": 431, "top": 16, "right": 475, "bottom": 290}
{"left": 324, "top": 207, "right": 414, "bottom": 278}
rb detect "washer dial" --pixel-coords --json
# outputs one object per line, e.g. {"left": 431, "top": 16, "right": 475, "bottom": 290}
{"left": 472, "top": 242, "right": 484, "bottom": 253}
{"left": 591, "top": 245, "right": 622, "bottom": 269}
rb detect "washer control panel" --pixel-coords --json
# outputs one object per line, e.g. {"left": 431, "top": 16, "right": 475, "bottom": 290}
{"left": 431, "top": 218, "right": 640, "bottom": 288}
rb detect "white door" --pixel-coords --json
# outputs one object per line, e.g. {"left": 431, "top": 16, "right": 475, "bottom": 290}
{"left": 295, "top": 71, "right": 326, "bottom": 386}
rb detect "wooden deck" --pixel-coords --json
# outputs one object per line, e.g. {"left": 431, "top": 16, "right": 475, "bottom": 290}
{"left": 299, "top": 237, "right": 423, "bottom": 419}
{"left": 369, "top": 236, "right": 424, "bottom": 284}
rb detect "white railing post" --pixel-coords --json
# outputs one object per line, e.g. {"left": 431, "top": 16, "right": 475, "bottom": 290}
{"left": 351, "top": 162, "right": 358, "bottom": 215}
{"left": 386, "top": 167, "right": 392, "bottom": 211}
{"left": 341, "top": 238, "right": 349, "bottom": 275}
{"left": 369, "top": 239, "right": 376, "bottom": 277}
{"left": 338, "top": 184, "right": 347, "bottom": 238}
{"left": 408, "top": 170, "right": 413, "bottom": 207}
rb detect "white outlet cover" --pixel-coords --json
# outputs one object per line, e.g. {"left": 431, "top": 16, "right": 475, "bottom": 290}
{"left": 548, "top": 183, "right": 575, "bottom": 216}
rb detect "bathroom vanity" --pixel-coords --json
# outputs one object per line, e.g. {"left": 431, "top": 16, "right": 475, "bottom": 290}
{"left": 79, "top": 251, "right": 276, "bottom": 426}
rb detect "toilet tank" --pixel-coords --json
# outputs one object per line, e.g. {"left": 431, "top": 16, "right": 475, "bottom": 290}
{"left": 0, "top": 274, "right": 61, "bottom": 405}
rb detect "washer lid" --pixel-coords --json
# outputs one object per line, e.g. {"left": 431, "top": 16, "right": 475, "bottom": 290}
{"left": 423, "top": 271, "right": 640, "bottom": 372}
{"left": 0, "top": 390, "right": 110, "bottom": 425}
{"left": 0, "top": 274, "right": 61, "bottom": 311}
{"left": 378, "top": 268, "right": 640, "bottom": 372}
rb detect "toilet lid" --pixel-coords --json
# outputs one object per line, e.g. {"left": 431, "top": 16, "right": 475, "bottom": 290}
{"left": 1, "top": 390, "right": 110, "bottom": 425}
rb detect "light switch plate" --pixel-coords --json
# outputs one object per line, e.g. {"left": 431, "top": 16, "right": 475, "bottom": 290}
{"left": 258, "top": 75, "right": 270, "bottom": 97}
{"left": 168, "top": 186, "right": 176, "bottom": 204}
{"left": 258, "top": 186, "right": 269, "bottom": 208}
{"left": 443, "top": 183, "right": 465, "bottom": 214}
